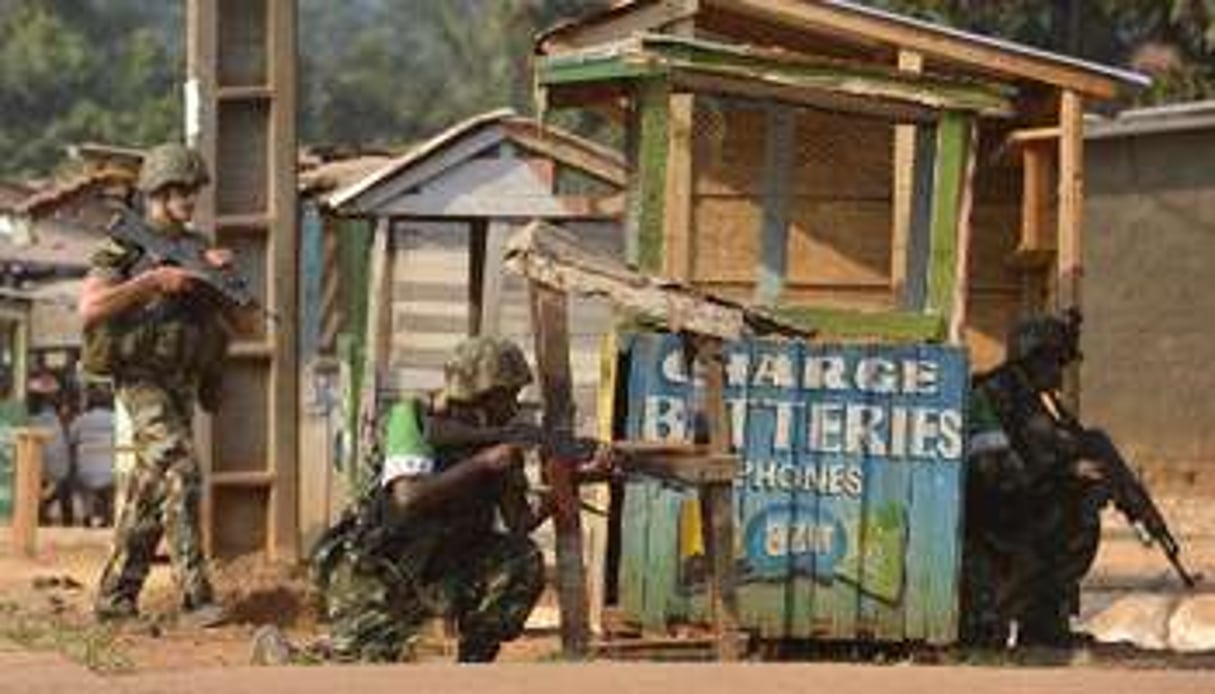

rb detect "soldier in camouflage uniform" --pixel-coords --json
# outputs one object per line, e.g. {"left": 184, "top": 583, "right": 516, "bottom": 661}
{"left": 80, "top": 143, "right": 235, "bottom": 626}
{"left": 255, "top": 337, "right": 567, "bottom": 664}
{"left": 960, "top": 310, "right": 1103, "bottom": 648}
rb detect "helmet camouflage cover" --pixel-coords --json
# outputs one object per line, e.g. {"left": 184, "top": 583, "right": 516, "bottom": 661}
{"left": 137, "top": 143, "right": 211, "bottom": 194}
{"left": 443, "top": 336, "right": 533, "bottom": 402}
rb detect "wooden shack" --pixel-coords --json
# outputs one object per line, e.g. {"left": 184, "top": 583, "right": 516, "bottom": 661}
{"left": 296, "top": 111, "right": 627, "bottom": 546}
{"left": 535, "top": 0, "right": 1147, "bottom": 644}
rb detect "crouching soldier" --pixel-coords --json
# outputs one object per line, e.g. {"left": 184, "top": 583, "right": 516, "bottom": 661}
{"left": 254, "top": 336, "right": 610, "bottom": 664}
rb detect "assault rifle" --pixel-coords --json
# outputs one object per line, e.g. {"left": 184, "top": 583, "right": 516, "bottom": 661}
{"left": 108, "top": 206, "right": 276, "bottom": 321}
{"left": 1044, "top": 390, "right": 1201, "bottom": 588}
{"left": 426, "top": 417, "right": 606, "bottom": 475}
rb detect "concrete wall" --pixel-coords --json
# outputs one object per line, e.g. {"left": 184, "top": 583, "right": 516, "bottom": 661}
{"left": 1084, "top": 126, "right": 1215, "bottom": 491}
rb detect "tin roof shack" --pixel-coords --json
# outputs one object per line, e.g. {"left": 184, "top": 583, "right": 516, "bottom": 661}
{"left": 1084, "top": 102, "right": 1215, "bottom": 493}
{"left": 536, "top": 0, "right": 1147, "bottom": 368}
{"left": 299, "top": 111, "right": 627, "bottom": 543}
{"left": 0, "top": 166, "right": 128, "bottom": 363}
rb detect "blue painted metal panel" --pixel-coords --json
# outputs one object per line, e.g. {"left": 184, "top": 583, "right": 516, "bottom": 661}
{"left": 620, "top": 333, "right": 968, "bottom": 642}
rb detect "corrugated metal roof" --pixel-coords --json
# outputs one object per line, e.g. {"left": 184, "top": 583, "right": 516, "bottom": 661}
{"left": 1087, "top": 100, "right": 1215, "bottom": 140}
{"left": 327, "top": 109, "right": 626, "bottom": 212}
{"left": 819, "top": 0, "right": 1149, "bottom": 88}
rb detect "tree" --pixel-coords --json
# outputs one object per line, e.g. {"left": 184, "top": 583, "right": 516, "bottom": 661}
{"left": 299, "top": 0, "right": 609, "bottom": 149}
{"left": 0, "top": 0, "right": 182, "bottom": 179}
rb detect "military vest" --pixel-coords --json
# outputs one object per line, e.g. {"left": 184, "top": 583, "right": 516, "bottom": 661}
{"left": 82, "top": 227, "right": 228, "bottom": 385}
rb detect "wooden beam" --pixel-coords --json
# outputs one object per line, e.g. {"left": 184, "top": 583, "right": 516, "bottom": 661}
{"left": 692, "top": 337, "right": 741, "bottom": 661}
{"left": 947, "top": 119, "right": 979, "bottom": 344}
{"left": 901, "top": 121, "right": 937, "bottom": 310}
{"left": 479, "top": 221, "right": 512, "bottom": 336}
{"left": 539, "top": 0, "right": 700, "bottom": 52}
{"left": 1017, "top": 140, "right": 1055, "bottom": 257}
{"left": 710, "top": 0, "right": 1127, "bottom": 100}
{"left": 505, "top": 125, "right": 628, "bottom": 188}
{"left": 503, "top": 220, "right": 815, "bottom": 340}
{"left": 540, "top": 35, "right": 1015, "bottom": 117}
{"left": 1057, "top": 89, "right": 1084, "bottom": 310}
{"left": 756, "top": 102, "right": 795, "bottom": 303}
{"left": 1006, "top": 126, "right": 1061, "bottom": 147}
{"left": 891, "top": 49, "right": 923, "bottom": 302}
{"left": 529, "top": 282, "right": 590, "bottom": 657}
{"left": 12, "top": 428, "right": 46, "bottom": 557}
{"left": 356, "top": 218, "right": 392, "bottom": 492}
{"left": 662, "top": 93, "right": 695, "bottom": 281}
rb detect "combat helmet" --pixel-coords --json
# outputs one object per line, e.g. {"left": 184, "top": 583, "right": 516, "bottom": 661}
{"left": 443, "top": 336, "right": 533, "bottom": 403}
{"left": 137, "top": 143, "right": 211, "bottom": 194}
{"left": 1010, "top": 307, "right": 1082, "bottom": 363}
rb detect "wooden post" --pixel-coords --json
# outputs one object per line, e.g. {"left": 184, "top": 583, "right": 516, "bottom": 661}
{"left": 12, "top": 428, "right": 47, "bottom": 557}
{"left": 663, "top": 93, "right": 695, "bottom": 281}
{"left": 1057, "top": 90, "right": 1085, "bottom": 311}
{"left": 356, "top": 217, "right": 393, "bottom": 492}
{"left": 891, "top": 49, "right": 924, "bottom": 301}
{"left": 1058, "top": 90, "right": 1085, "bottom": 408}
{"left": 947, "top": 120, "right": 979, "bottom": 344}
{"left": 529, "top": 282, "right": 590, "bottom": 657}
{"left": 694, "top": 338, "right": 741, "bottom": 661}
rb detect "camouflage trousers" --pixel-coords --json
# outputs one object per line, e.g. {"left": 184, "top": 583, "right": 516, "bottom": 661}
{"left": 325, "top": 532, "right": 544, "bottom": 663}
{"left": 96, "top": 382, "right": 214, "bottom": 611}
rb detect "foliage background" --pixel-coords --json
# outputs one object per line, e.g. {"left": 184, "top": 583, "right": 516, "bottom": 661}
{"left": 0, "top": 0, "right": 1212, "bottom": 179}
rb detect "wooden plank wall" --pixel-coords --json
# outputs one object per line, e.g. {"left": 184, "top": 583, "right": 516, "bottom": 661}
{"left": 687, "top": 96, "right": 1024, "bottom": 368}
{"left": 189, "top": 0, "right": 298, "bottom": 559}
{"left": 388, "top": 222, "right": 472, "bottom": 395}
{"left": 386, "top": 220, "right": 621, "bottom": 436}
{"left": 964, "top": 126, "right": 1026, "bottom": 371}
{"left": 691, "top": 98, "right": 896, "bottom": 310}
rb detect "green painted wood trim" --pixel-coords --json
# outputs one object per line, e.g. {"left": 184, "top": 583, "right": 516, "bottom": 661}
{"left": 538, "top": 52, "right": 663, "bottom": 86}
{"left": 771, "top": 306, "right": 947, "bottom": 341}
{"left": 648, "top": 35, "right": 1013, "bottom": 116}
{"left": 338, "top": 217, "right": 373, "bottom": 486}
{"left": 630, "top": 78, "right": 670, "bottom": 273}
{"left": 926, "top": 113, "right": 970, "bottom": 318}
{"left": 540, "top": 35, "right": 1013, "bottom": 116}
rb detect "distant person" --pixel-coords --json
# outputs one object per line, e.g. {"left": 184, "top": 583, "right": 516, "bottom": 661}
{"left": 72, "top": 386, "right": 116, "bottom": 527}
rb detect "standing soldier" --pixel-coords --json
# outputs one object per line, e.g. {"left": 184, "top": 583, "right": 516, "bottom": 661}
{"left": 254, "top": 336, "right": 612, "bottom": 664}
{"left": 79, "top": 142, "right": 234, "bottom": 626}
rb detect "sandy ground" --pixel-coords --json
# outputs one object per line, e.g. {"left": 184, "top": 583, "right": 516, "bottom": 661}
{"left": 0, "top": 495, "right": 1212, "bottom": 691}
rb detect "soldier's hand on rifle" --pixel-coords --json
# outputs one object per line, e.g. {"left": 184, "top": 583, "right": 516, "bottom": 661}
{"left": 577, "top": 441, "right": 624, "bottom": 481}
{"left": 476, "top": 442, "right": 524, "bottom": 474}
{"left": 146, "top": 265, "right": 199, "bottom": 295}
{"left": 204, "top": 247, "right": 234, "bottom": 268}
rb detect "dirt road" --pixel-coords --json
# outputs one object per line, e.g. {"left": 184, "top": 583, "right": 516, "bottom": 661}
{"left": 3, "top": 655, "right": 1215, "bottom": 694}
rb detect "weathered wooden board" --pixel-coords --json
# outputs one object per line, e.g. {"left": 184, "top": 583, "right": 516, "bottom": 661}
{"left": 620, "top": 333, "right": 967, "bottom": 643}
